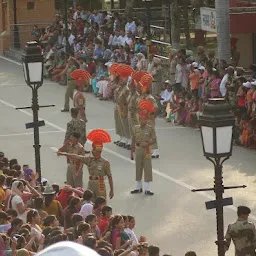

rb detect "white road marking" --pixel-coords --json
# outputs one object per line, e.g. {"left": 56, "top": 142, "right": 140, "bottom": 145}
{"left": 1, "top": 55, "right": 255, "bottom": 221}
{"left": 0, "top": 56, "right": 22, "bottom": 66}
{"left": 0, "top": 130, "right": 63, "bottom": 137}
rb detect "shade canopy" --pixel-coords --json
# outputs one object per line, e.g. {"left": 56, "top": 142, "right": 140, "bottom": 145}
{"left": 22, "top": 41, "right": 44, "bottom": 85}
{"left": 199, "top": 98, "right": 235, "bottom": 159}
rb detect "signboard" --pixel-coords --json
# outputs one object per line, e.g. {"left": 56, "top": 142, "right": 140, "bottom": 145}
{"left": 200, "top": 7, "right": 217, "bottom": 33}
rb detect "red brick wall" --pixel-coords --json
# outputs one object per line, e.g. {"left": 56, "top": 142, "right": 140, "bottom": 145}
{"left": 0, "top": 0, "right": 55, "bottom": 52}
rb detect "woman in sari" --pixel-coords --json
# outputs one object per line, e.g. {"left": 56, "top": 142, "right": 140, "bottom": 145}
{"left": 91, "top": 59, "right": 107, "bottom": 96}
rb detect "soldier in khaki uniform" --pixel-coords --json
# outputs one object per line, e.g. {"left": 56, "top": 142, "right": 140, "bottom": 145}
{"left": 73, "top": 80, "right": 87, "bottom": 123}
{"left": 57, "top": 132, "right": 85, "bottom": 187}
{"left": 64, "top": 108, "right": 87, "bottom": 148}
{"left": 225, "top": 206, "right": 256, "bottom": 256}
{"left": 61, "top": 57, "right": 79, "bottom": 112}
{"left": 128, "top": 78, "right": 139, "bottom": 150}
{"left": 113, "top": 80, "right": 123, "bottom": 145}
{"left": 138, "top": 76, "right": 160, "bottom": 158}
{"left": 58, "top": 129, "right": 114, "bottom": 202}
{"left": 116, "top": 77, "right": 130, "bottom": 148}
{"left": 131, "top": 108, "right": 156, "bottom": 196}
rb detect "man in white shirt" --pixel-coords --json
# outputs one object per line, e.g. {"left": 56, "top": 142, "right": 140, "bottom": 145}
{"left": 125, "top": 31, "right": 133, "bottom": 47}
{"left": 125, "top": 18, "right": 137, "bottom": 35}
{"left": 68, "top": 32, "right": 75, "bottom": 47}
{"left": 160, "top": 82, "right": 173, "bottom": 105}
{"left": 117, "top": 30, "right": 126, "bottom": 47}
{"left": 79, "top": 189, "right": 93, "bottom": 220}
{"left": 220, "top": 66, "right": 235, "bottom": 97}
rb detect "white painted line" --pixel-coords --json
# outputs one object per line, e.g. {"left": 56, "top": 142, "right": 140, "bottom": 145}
{"left": 50, "top": 147, "right": 59, "bottom": 152}
{"left": 0, "top": 130, "right": 62, "bottom": 137}
{"left": 98, "top": 127, "right": 185, "bottom": 132}
{"left": 0, "top": 55, "right": 22, "bottom": 66}
{"left": 2, "top": 55, "right": 255, "bottom": 221}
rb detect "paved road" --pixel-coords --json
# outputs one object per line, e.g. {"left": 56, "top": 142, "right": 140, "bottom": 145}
{"left": 1, "top": 56, "right": 256, "bottom": 255}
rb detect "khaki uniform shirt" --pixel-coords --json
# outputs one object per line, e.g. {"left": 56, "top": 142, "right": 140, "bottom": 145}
{"left": 117, "top": 85, "right": 130, "bottom": 118}
{"left": 132, "top": 124, "right": 156, "bottom": 147}
{"left": 82, "top": 157, "right": 112, "bottom": 177}
{"left": 225, "top": 218, "right": 256, "bottom": 256}
{"left": 65, "top": 118, "right": 86, "bottom": 145}
{"left": 128, "top": 91, "right": 139, "bottom": 118}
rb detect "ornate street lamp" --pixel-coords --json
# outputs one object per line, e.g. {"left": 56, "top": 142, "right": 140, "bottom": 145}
{"left": 22, "top": 42, "right": 44, "bottom": 85}
{"left": 17, "top": 42, "right": 54, "bottom": 185}
{"left": 192, "top": 98, "right": 246, "bottom": 256}
{"left": 200, "top": 98, "right": 234, "bottom": 159}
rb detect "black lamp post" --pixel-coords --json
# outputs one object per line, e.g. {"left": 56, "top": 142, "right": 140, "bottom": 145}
{"left": 17, "top": 42, "right": 55, "bottom": 185}
{"left": 192, "top": 98, "right": 246, "bottom": 256}
{"left": 143, "top": 0, "right": 152, "bottom": 58}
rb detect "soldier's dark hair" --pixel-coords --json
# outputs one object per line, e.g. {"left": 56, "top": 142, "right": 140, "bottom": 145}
{"left": 72, "top": 132, "right": 81, "bottom": 139}
{"left": 71, "top": 108, "right": 79, "bottom": 118}
{"left": 237, "top": 206, "right": 251, "bottom": 216}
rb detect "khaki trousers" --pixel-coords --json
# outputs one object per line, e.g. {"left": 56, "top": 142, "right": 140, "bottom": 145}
{"left": 114, "top": 105, "right": 122, "bottom": 136}
{"left": 87, "top": 180, "right": 106, "bottom": 202}
{"left": 135, "top": 147, "right": 153, "bottom": 182}
{"left": 66, "top": 164, "right": 83, "bottom": 188}
{"left": 64, "top": 80, "right": 76, "bottom": 110}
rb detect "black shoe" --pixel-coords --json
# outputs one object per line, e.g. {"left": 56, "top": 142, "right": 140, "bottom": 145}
{"left": 131, "top": 188, "right": 143, "bottom": 194}
{"left": 114, "top": 140, "right": 120, "bottom": 144}
{"left": 155, "top": 155, "right": 160, "bottom": 159}
{"left": 151, "top": 155, "right": 156, "bottom": 159}
{"left": 85, "top": 150, "right": 90, "bottom": 154}
{"left": 61, "top": 109, "right": 69, "bottom": 112}
{"left": 122, "top": 143, "right": 127, "bottom": 148}
{"left": 145, "top": 191, "right": 154, "bottom": 196}
{"left": 118, "top": 142, "right": 125, "bottom": 147}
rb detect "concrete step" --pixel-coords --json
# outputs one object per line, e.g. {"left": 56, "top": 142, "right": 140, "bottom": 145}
{"left": 3, "top": 48, "right": 22, "bottom": 62}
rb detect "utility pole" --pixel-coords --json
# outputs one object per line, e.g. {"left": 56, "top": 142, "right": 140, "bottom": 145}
{"left": 215, "top": 0, "right": 231, "bottom": 63}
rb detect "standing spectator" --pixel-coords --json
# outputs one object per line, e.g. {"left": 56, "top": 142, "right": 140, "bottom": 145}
{"left": 8, "top": 181, "right": 26, "bottom": 223}
{"left": 225, "top": 206, "right": 256, "bottom": 255}
{"left": 220, "top": 66, "right": 234, "bottom": 98}
{"left": 151, "top": 57, "right": 162, "bottom": 96}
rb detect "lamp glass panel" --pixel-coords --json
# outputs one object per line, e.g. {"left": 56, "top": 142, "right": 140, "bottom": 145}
{"left": 28, "top": 62, "right": 42, "bottom": 83}
{"left": 22, "top": 63, "right": 28, "bottom": 82}
{"left": 201, "top": 126, "right": 214, "bottom": 154}
{"left": 216, "top": 126, "right": 233, "bottom": 154}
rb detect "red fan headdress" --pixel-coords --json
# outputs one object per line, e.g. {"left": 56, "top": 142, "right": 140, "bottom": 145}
{"left": 115, "top": 65, "right": 134, "bottom": 78}
{"left": 70, "top": 69, "right": 91, "bottom": 83}
{"left": 87, "top": 129, "right": 111, "bottom": 150}
{"left": 138, "top": 99, "right": 155, "bottom": 113}
{"left": 132, "top": 71, "right": 148, "bottom": 83}
{"left": 139, "top": 74, "right": 153, "bottom": 93}
{"left": 109, "top": 63, "right": 119, "bottom": 76}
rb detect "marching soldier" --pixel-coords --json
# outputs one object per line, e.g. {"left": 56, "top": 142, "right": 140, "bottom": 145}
{"left": 57, "top": 129, "right": 114, "bottom": 202}
{"left": 116, "top": 65, "right": 134, "bottom": 149}
{"left": 57, "top": 132, "right": 85, "bottom": 188}
{"left": 225, "top": 206, "right": 256, "bottom": 256}
{"left": 64, "top": 108, "right": 90, "bottom": 153}
{"left": 73, "top": 79, "right": 88, "bottom": 123}
{"left": 130, "top": 107, "right": 156, "bottom": 196}
{"left": 61, "top": 57, "right": 79, "bottom": 112}
{"left": 138, "top": 75, "right": 160, "bottom": 158}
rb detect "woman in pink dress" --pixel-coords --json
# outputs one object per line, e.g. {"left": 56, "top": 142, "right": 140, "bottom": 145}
{"left": 209, "top": 70, "right": 221, "bottom": 98}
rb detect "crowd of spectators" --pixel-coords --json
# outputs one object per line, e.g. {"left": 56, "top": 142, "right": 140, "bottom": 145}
{"left": 0, "top": 152, "right": 198, "bottom": 256}
{"left": 31, "top": 5, "right": 256, "bottom": 150}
